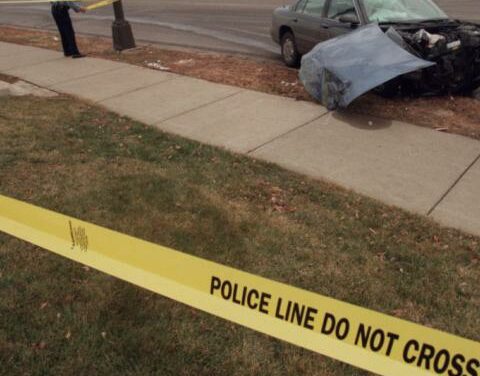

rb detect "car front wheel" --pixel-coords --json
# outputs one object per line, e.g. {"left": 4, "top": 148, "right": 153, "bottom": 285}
{"left": 281, "top": 31, "right": 301, "bottom": 68}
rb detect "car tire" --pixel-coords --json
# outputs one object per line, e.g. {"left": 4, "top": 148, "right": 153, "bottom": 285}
{"left": 281, "top": 31, "right": 301, "bottom": 68}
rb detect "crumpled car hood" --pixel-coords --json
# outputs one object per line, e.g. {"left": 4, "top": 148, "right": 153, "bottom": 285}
{"left": 299, "top": 24, "right": 435, "bottom": 110}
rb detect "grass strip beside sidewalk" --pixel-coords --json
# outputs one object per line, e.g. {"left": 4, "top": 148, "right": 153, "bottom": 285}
{"left": 0, "top": 94, "right": 479, "bottom": 375}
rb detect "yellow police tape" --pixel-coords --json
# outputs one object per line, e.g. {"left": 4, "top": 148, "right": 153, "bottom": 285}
{"left": 0, "top": 0, "right": 118, "bottom": 10}
{"left": 84, "top": 0, "right": 117, "bottom": 11}
{"left": 0, "top": 194, "right": 478, "bottom": 376}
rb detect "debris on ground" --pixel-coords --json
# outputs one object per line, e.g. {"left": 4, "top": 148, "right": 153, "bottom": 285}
{"left": 145, "top": 60, "right": 171, "bottom": 71}
{"left": 174, "top": 58, "right": 195, "bottom": 67}
{"left": 281, "top": 80, "right": 299, "bottom": 88}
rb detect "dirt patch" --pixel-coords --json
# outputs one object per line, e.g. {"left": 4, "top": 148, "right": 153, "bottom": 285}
{"left": 349, "top": 94, "right": 480, "bottom": 139}
{"left": 0, "top": 72, "right": 18, "bottom": 84}
{"left": 0, "top": 25, "right": 479, "bottom": 140}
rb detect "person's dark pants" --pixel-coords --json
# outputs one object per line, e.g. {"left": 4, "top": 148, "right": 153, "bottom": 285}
{"left": 51, "top": 5, "right": 80, "bottom": 56}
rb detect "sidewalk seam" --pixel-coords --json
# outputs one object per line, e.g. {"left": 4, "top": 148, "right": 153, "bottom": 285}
{"left": 155, "top": 90, "right": 244, "bottom": 125}
{"left": 246, "top": 111, "right": 330, "bottom": 155}
{"left": 427, "top": 152, "right": 480, "bottom": 216}
{"left": 44, "top": 65, "right": 127, "bottom": 89}
{"left": 96, "top": 76, "right": 180, "bottom": 103}
{"left": 2, "top": 56, "right": 63, "bottom": 73}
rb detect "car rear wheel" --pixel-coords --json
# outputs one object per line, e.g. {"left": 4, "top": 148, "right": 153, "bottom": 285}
{"left": 281, "top": 32, "right": 301, "bottom": 68}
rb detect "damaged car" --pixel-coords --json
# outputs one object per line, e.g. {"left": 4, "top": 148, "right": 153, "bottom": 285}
{"left": 271, "top": 0, "right": 480, "bottom": 109}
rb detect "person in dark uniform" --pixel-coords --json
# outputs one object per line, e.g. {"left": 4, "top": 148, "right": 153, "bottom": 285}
{"left": 51, "top": 1, "right": 86, "bottom": 58}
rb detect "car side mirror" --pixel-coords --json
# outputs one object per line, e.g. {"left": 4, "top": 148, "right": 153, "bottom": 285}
{"left": 339, "top": 14, "right": 360, "bottom": 26}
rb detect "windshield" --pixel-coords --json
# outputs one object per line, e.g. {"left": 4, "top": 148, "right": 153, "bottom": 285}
{"left": 363, "top": 0, "right": 448, "bottom": 23}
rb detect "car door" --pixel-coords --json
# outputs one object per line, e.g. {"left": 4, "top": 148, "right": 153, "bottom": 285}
{"left": 294, "top": 0, "right": 330, "bottom": 54}
{"left": 323, "top": 0, "right": 362, "bottom": 38}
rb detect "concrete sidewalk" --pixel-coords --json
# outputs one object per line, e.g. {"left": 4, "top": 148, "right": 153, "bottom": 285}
{"left": 1, "top": 41, "right": 479, "bottom": 237}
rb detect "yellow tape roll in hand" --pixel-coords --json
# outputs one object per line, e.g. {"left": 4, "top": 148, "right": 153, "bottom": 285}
{"left": 0, "top": 194, "right": 478, "bottom": 376}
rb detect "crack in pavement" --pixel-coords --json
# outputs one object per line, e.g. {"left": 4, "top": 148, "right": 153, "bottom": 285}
{"left": 427, "top": 152, "right": 480, "bottom": 216}
{"left": 247, "top": 111, "right": 331, "bottom": 155}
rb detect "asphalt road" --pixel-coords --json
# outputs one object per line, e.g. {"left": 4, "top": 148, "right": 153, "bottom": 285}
{"left": 0, "top": 0, "right": 478, "bottom": 59}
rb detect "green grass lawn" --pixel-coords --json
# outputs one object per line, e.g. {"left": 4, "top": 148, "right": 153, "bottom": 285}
{"left": 0, "top": 95, "right": 478, "bottom": 376}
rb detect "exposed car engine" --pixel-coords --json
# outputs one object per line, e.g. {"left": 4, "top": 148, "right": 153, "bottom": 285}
{"left": 396, "top": 23, "right": 480, "bottom": 95}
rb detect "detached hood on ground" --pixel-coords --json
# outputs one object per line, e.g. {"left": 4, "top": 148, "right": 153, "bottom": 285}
{"left": 299, "top": 24, "right": 435, "bottom": 110}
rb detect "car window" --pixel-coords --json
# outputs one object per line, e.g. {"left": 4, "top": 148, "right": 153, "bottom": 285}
{"left": 303, "top": 0, "right": 326, "bottom": 16}
{"left": 327, "top": 0, "right": 357, "bottom": 20}
{"left": 295, "top": 0, "right": 308, "bottom": 12}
